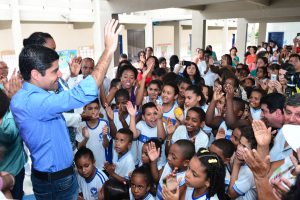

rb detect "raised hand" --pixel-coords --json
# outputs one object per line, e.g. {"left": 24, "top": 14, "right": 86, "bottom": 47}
{"left": 213, "top": 85, "right": 224, "bottom": 101}
{"left": 102, "top": 124, "right": 109, "bottom": 136}
{"left": 146, "top": 141, "right": 160, "bottom": 162}
{"left": 103, "top": 161, "right": 115, "bottom": 175}
{"left": 126, "top": 101, "right": 137, "bottom": 117}
{"left": 3, "top": 76, "right": 23, "bottom": 100}
{"left": 156, "top": 104, "right": 164, "bottom": 120}
{"left": 290, "top": 148, "right": 300, "bottom": 174}
{"left": 274, "top": 81, "right": 283, "bottom": 94}
{"left": 104, "top": 19, "right": 123, "bottom": 54}
{"left": 162, "top": 168, "right": 182, "bottom": 192}
{"left": 260, "top": 80, "right": 268, "bottom": 91}
{"left": 252, "top": 120, "right": 275, "bottom": 147}
{"left": 166, "top": 118, "right": 176, "bottom": 135}
{"left": 162, "top": 185, "right": 179, "bottom": 200}
{"left": 189, "top": 136, "right": 196, "bottom": 144}
{"left": 104, "top": 103, "right": 114, "bottom": 121}
{"left": 209, "top": 56, "right": 214, "bottom": 66}
{"left": 143, "top": 62, "right": 153, "bottom": 79}
{"left": 68, "top": 55, "right": 82, "bottom": 78}
{"left": 216, "top": 127, "right": 226, "bottom": 140}
{"left": 81, "top": 113, "right": 99, "bottom": 121}
{"left": 82, "top": 126, "right": 89, "bottom": 139}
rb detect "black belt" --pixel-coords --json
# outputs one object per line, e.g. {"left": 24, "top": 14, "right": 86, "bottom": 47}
{"left": 32, "top": 165, "right": 74, "bottom": 181}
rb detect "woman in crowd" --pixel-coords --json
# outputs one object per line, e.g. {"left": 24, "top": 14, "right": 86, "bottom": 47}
{"left": 230, "top": 47, "right": 239, "bottom": 67}
{"left": 133, "top": 50, "right": 146, "bottom": 70}
{"left": 246, "top": 46, "right": 257, "bottom": 72}
{"left": 193, "top": 48, "right": 205, "bottom": 65}
{"left": 206, "top": 45, "right": 218, "bottom": 60}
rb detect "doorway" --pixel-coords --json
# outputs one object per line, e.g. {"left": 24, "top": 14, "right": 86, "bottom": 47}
{"left": 268, "top": 32, "right": 284, "bottom": 48}
{"left": 127, "top": 29, "right": 145, "bottom": 63}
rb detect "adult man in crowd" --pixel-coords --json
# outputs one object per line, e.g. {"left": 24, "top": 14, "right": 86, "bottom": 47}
{"left": 289, "top": 54, "right": 300, "bottom": 72}
{"left": 10, "top": 19, "right": 122, "bottom": 199}
{"left": 0, "top": 61, "right": 9, "bottom": 89}
{"left": 113, "top": 53, "right": 127, "bottom": 78}
{"left": 270, "top": 40, "right": 278, "bottom": 51}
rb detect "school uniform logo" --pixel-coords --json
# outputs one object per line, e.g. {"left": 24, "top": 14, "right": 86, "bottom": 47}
{"left": 99, "top": 133, "right": 103, "bottom": 141}
{"left": 91, "top": 187, "right": 98, "bottom": 198}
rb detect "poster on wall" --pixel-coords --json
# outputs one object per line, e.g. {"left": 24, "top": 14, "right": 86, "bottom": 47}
{"left": 187, "top": 42, "right": 191, "bottom": 55}
{"left": 78, "top": 45, "right": 94, "bottom": 60}
{"left": 155, "top": 43, "right": 172, "bottom": 58}
{"left": 56, "top": 50, "right": 77, "bottom": 69}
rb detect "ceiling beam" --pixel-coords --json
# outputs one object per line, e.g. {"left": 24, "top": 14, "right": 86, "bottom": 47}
{"left": 179, "top": 5, "right": 205, "bottom": 11}
{"left": 244, "top": 0, "right": 270, "bottom": 6}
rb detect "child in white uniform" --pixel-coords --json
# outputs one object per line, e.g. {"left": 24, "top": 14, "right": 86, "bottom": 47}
{"left": 248, "top": 89, "right": 267, "bottom": 122}
{"left": 142, "top": 80, "right": 163, "bottom": 105}
{"left": 161, "top": 83, "right": 179, "bottom": 125}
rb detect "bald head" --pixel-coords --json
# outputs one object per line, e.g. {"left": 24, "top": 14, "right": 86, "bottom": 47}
{"left": 81, "top": 58, "right": 94, "bottom": 79}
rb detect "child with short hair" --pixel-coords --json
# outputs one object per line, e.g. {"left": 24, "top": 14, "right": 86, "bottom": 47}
{"left": 228, "top": 126, "right": 257, "bottom": 200}
{"left": 143, "top": 80, "right": 162, "bottom": 105}
{"left": 130, "top": 166, "right": 155, "bottom": 200}
{"left": 97, "top": 179, "right": 130, "bottom": 200}
{"left": 248, "top": 88, "right": 267, "bottom": 122}
{"left": 110, "top": 78, "right": 121, "bottom": 91}
{"left": 103, "top": 128, "right": 135, "bottom": 183}
{"left": 244, "top": 78, "right": 255, "bottom": 88}
{"left": 162, "top": 149, "right": 226, "bottom": 200}
{"left": 241, "top": 102, "right": 250, "bottom": 120}
{"left": 128, "top": 102, "right": 167, "bottom": 168}
{"left": 176, "top": 78, "right": 192, "bottom": 109}
{"left": 147, "top": 140, "right": 195, "bottom": 200}
{"left": 209, "top": 139, "right": 235, "bottom": 193}
{"left": 75, "top": 146, "right": 108, "bottom": 200}
{"left": 161, "top": 83, "right": 180, "bottom": 125}
{"left": 155, "top": 68, "right": 166, "bottom": 82}
{"left": 76, "top": 98, "right": 110, "bottom": 170}
{"left": 166, "top": 107, "right": 209, "bottom": 153}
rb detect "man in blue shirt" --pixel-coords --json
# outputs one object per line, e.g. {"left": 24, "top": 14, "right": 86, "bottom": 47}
{"left": 10, "top": 19, "right": 122, "bottom": 200}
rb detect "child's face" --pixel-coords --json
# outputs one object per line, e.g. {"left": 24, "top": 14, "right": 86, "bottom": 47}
{"left": 240, "top": 69, "right": 248, "bottom": 78}
{"left": 121, "top": 69, "right": 135, "bottom": 89}
{"left": 257, "top": 59, "right": 266, "bottom": 68}
{"left": 162, "top": 86, "right": 177, "bottom": 104}
{"left": 142, "top": 107, "right": 158, "bottom": 128}
{"left": 236, "top": 136, "right": 252, "bottom": 161}
{"left": 233, "top": 101, "right": 243, "bottom": 118}
{"left": 244, "top": 79, "right": 254, "bottom": 88}
{"left": 75, "top": 156, "right": 95, "bottom": 179}
{"left": 115, "top": 82, "right": 121, "bottom": 90}
{"left": 241, "top": 103, "right": 250, "bottom": 119}
{"left": 179, "top": 83, "right": 190, "bottom": 98}
{"left": 186, "top": 65, "right": 196, "bottom": 76}
{"left": 216, "top": 96, "right": 226, "bottom": 113}
{"left": 202, "top": 87, "right": 209, "bottom": 103}
{"left": 160, "top": 60, "right": 167, "bottom": 69}
{"left": 230, "top": 128, "right": 242, "bottom": 150}
{"left": 185, "top": 156, "right": 210, "bottom": 189}
{"left": 256, "top": 68, "right": 266, "bottom": 79}
{"left": 249, "top": 91, "right": 262, "bottom": 110}
{"left": 167, "top": 144, "right": 188, "bottom": 170}
{"left": 84, "top": 102, "right": 100, "bottom": 117}
{"left": 223, "top": 78, "right": 237, "bottom": 93}
{"left": 184, "top": 90, "right": 201, "bottom": 108}
{"left": 115, "top": 96, "right": 129, "bottom": 113}
{"left": 155, "top": 75, "right": 163, "bottom": 82}
{"left": 131, "top": 174, "right": 150, "bottom": 200}
{"left": 141, "top": 144, "right": 151, "bottom": 165}
{"left": 185, "top": 110, "right": 204, "bottom": 132}
{"left": 214, "top": 82, "right": 221, "bottom": 91}
{"left": 115, "top": 132, "right": 131, "bottom": 154}
{"left": 98, "top": 183, "right": 105, "bottom": 200}
{"left": 267, "top": 69, "right": 278, "bottom": 78}
{"left": 209, "top": 144, "right": 229, "bottom": 164}
{"left": 147, "top": 84, "right": 160, "bottom": 100}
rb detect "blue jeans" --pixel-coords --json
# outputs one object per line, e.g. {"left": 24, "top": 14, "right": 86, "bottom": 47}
{"left": 31, "top": 167, "right": 78, "bottom": 200}
{"left": 11, "top": 167, "right": 25, "bottom": 199}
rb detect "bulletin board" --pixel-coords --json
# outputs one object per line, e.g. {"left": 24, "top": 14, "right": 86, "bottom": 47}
{"left": 155, "top": 43, "right": 172, "bottom": 58}
{"left": 56, "top": 50, "right": 77, "bottom": 69}
{"left": 78, "top": 45, "right": 94, "bottom": 60}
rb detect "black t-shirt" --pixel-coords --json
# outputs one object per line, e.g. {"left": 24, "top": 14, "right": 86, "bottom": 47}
{"left": 244, "top": 52, "right": 250, "bottom": 57}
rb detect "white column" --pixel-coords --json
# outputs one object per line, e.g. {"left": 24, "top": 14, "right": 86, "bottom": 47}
{"left": 145, "top": 15, "right": 153, "bottom": 48}
{"left": 222, "top": 19, "right": 229, "bottom": 55}
{"left": 236, "top": 18, "right": 248, "bottom": 61}
{"left": 11, "top": 0, "right": 23, "bottom": 70}
{"left": 192, "top": 11, "right": 206, "bottom": 59}
{"left": 250, "top": 23, "right": 256, "bottom": 45}
{"left": 258, "top": 23, "right": 267, "bottom": 44}
{"left": 174, "top": 21, "right": 180, "bottom": 58}
{"left": 93, "top": 0, "right": 115, "bottom": 79}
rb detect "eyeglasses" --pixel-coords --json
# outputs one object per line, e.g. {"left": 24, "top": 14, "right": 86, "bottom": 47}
{"left": 289, "top": 59, "right": 299, "bottom": 63}
{"left": 0, "top": 66, "right": 8, "bottom": 70}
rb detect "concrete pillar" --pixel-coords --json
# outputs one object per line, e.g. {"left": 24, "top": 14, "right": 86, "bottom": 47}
{"left": 93, "top": 0, "right": 115, "bottom": 79}
{"left": 145, "top": 15, "right": 153, "bottom": 48}
{"left": 173, "top": 21, "right": 180, "bottom": 58}
{"left": 191, "top": 11, "right": 206, "bottom": 59}
{"left": 250, "top": 23, "right": 256, "bottom": 46}
{"left": 258, "top": 23, "right": 267, "bottom": 44}
{"left": 236, "top": 18, "right": 248, "bottom": 61}
{"left": 11, "top": 0, "right": 23, "bottom": 70}
{"left": 222, "top": 19, "right": 229, "bottom": 55}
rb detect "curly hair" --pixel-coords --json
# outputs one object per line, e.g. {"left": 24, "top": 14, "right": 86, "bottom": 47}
{"left": 240, "top": 126, "right": 257, "bottom": 150}
{"left": 195, "top": 149, "right": 225, "bottom": 200}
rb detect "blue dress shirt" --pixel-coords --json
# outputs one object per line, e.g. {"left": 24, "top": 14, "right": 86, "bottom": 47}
{"left": 11, "top": 75, "right": 98, "bottom": 172}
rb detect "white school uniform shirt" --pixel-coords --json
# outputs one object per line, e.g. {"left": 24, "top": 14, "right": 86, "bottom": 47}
{"left": 233, "top": 163, "right": 257, "bottom": 200}
{"left": 269, "top": 129, "right": 293, "bottom": 162}
{"left": 197, "top": 61, "right": 216, "bottom": 87}
{"left": 129, "top": 189, "right": 155, "bottom": 200}
{"left": 144, "top": 96, "right": 163, "bottom": 105}
{"left": 156, "top": 163, "right": 186, "bottom": 200}
{"left": 250, "top": 106, "right": 262, "bottom": 120}
{"left": 218, "top": 121, "right": 233, "bottom": 139}
{"left": 171, "top": 125, "right": 209, "bottom": 152}
{"left": 113, "top": 110, "right": 141, "bottom": 165}
{"left": 225, "top": 166, "right": 231, "bottom": 193}
{"left": 162, "top": 104, "right": 177, "bottom": 125}
{"left": 173, "top": 63, "right": 184, "bottom": 74}
{"left": 184, "top": 188, "right": 219, "bottom": 200}
{"left": 76, "top": 119, "right": 111, "bottom": 169}
{"left": 77, "top": 167, "right": 108, "bottom": 200}
{"left": 136, "top": 121, "right": 167, "bottom": 168}
{"left": 113, "top": 150, "right": 135, "bottom": 180}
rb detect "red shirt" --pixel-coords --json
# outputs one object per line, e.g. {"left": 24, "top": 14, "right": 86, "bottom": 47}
{"left": 246, "top": 54, "right": 256, "bottom": 64}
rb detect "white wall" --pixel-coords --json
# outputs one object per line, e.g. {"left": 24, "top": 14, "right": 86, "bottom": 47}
{"left": 266, "top": 22, "right": 300, "bottom": 46}
{"left": 180, "top": 28, "right": 192, "bottom": 59}
{"left": 153, "top": 26, "right": 174, "bottom": 57}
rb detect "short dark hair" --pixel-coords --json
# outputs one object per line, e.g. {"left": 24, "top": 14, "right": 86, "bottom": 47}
{"left": 111, "top": 78, "right": 121, "bottom": 88}
{"left": 211, "top": 139, "right": 235, "bottom": 159}
{"left": 115, "top": 89, "right": 130, "bottom": 101}
{"left": 158, "top": 57, "right": 166, "bottom": 64}
{"left": 164, "top": 82, "right": 179, "bottom": 96}
{"left": 245, "top": 78, "right": 255, "bottom": 86}
{"left": 155, "top": 68, "right": 166, "bottom": 77}
{"left": 204, "top": 50, "right": 212, "bottom": 56}
{"left": 19, "top": 45, "right": 59, "bottom": 81}
{"left": 120, "top": 54, "right": 127, "bottom": 59}
{"left": 132, "top": 166, "right": 153, "bottom": 187}
{"left": 256, "top": 67, "right": 268, "bottom": 78}
{"left": 285, "top": 93, "right": 300, "bottom": 109}
{"left": 103, "top": 179, "right": 130, "bottom": 200}
{"left": 178, "top": 78, "right": 192, "bottom": 87}
{"left": 119, "top": 65, "right": 138, "bottom": 80}
{"left": 187, "top": 107, "right": 206, "bottom": 122}
{"left": 251, "top": 88, "right": 267, "bottom": 98}
{"left": 0, "top": 90, "right": 10, "bottom": 119}
{"left": 260, "top": 93, "right": 285, "bottom": 114}
{"left": 142, "top": 102, "right": 156, "bottom": 115}
{"left": 233, "top": 97, "right": 246, "bottom": 112}
{"left": 174, "top": 140, "right": 195, "bottom": 160}
{"left": 280, "top": 63, "right": 295, "bottom": 72}
{"left": 116, "top": 60, "right": 132, "bottom": 78}
{"left": 145, "top": 47, "right": 153, "bottom": 52}
{"left": 268, "top": 64, "right": 280, "bottom": 71}
{"left": 289, "top": 54, "right": 300, "bottom": 61}
{"left": 117, "top": 128, "right": 133, "bottom": 143}
{"left": 161, "top": 72, "right": 177, "bottom": 85}
{"left": 240, "top": 126, "right": 257, "bottom": 149}
{"left": 23, "top": 32, "right": 53, "bottom": 47}
{"left": 229, "top": 47, "right": 238, "bottom": 53}
{"left": 85, "top": 98, "right": 100, "bottom": 108}
{"left": 148, "top": 79, "right": 162, "bottom": 89}
{"left": 74, "top": 146, "right": 95, "bottom": 163}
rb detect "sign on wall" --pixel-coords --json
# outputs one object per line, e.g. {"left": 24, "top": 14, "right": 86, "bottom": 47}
{"left": 56, "top": 50, "right": 77, "bottom": 69}
{"left": 78, "top": 45, "right": 94, "bottom": 60}
{"left": 155, "top": 43, "right": 172, "bottom": 58}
